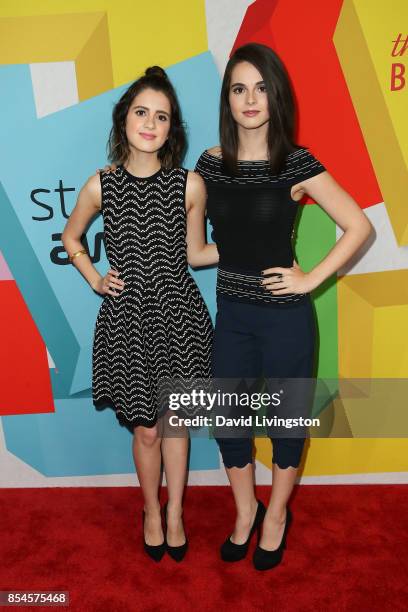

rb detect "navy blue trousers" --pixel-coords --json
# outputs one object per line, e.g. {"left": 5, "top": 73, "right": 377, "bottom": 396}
{"left": 212, "top": 295, "right": 316, "bottom": 469}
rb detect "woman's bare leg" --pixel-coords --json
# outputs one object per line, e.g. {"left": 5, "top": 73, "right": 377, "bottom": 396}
{"left": 225, "top": 464, "right": 258, "bottom": 543}
{"left": 260, "top": 463, "right": 298, "bottom": 549}
{"left": 133, "top": 424, "right": 163, "bottom": 545}
{"left": 161, "top": 415, "right": 189, "bottom": 546}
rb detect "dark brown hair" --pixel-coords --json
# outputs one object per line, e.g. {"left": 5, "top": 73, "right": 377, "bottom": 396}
{"left": 220, "top": 43, "right": 301, "bottom": 175}
{"left": 107, "top": 66, "right": 186, "bottom": 169}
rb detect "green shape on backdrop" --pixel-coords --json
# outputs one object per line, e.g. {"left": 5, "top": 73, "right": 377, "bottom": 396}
{"left": 295, "top": 203, "right": 338, "bottom": 379}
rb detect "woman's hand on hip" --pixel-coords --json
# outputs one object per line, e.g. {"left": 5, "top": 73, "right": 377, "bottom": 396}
{"left": 94, "top": 269, "right": 125, "bottom": 296}
{"left": 260, "top": 260, "right": 315, "bottom": 295}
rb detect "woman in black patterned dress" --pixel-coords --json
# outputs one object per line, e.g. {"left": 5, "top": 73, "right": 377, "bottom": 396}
{"left": 195, "top": 43, "right": 372, "bottom": 570}
{"left": 62, "top": 67, "right": 218, "bottom": 563}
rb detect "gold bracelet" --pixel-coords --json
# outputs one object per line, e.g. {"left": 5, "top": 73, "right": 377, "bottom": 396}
{"left": 69, "top": 249, "right": 87, "bottom": 264}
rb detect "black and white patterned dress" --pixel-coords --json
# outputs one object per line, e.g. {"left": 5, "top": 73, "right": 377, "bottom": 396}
{"left": 92, "top": 165, "right": 213, "bottom": 431}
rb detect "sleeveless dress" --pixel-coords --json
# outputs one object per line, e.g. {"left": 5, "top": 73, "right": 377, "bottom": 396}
{"left": 92, "top": 165, "right": 213, "bottom": 432}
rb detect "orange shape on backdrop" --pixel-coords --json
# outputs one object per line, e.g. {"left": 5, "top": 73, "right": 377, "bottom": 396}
{"left": 232, "top": 0, "right": 382, "bottom": 209}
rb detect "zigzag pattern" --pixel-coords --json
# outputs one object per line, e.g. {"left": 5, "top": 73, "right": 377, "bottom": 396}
{"left": 92, "top": 166, "right": 213, "bottom": 431}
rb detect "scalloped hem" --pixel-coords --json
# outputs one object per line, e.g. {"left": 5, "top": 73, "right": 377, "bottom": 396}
{"left": 272, "top": 459, "right": 301, "bottom": 469}
{"left": 93, "top": 398, "right": 161, "bottom": 433}
{"left": 222, "top": 460, "right": 254, "bottom": 469}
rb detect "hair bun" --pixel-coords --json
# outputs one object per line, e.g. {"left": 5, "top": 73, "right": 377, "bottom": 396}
{"left": 145, "top": 65, "right": 168, "bottom": 80}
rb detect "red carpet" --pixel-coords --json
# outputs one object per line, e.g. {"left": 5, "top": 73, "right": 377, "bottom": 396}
{"left": 1, "top": 485, "right": 407, "bottom": 611}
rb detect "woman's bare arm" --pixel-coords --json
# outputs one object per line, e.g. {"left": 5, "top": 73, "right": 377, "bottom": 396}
{"left": 61, "top": 175, "right": 124, "bottom": 296}
{"left": 185, "top": 171, "right": 219, "bottom": 268}
{"left": 262, "top": 171, "right": 373, "bottom": 294}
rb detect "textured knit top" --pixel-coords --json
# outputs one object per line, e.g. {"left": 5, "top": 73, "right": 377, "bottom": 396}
{"left": 195, "top": 147, "right": 326, "bottom": 306}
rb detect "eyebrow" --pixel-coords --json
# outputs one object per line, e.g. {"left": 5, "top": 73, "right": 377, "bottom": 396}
{"left": 230, "top": 81, "right": 265, "bottom": 88}
{"left": 132, "top": 104, "right": 170, "bottom": 117}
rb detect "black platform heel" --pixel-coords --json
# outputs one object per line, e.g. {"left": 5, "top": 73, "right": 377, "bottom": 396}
{"left": 142, "top": 510, "right": 166, "bottom": 562}
{"left": 252, "top": 506, "right": 293, "bottom": 570}
{"left": 164, "top": 502, "right": 188, "bottom": 562}
{"left": 220, "top": 499, "right": 266, "bottom": 562}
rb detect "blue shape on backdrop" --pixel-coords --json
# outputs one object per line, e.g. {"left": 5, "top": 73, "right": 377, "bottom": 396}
{"left": 0, "top": 52, "right": 221, "bottom": 476}
{"left": 2, "top": 401, "right": 220, "bottom": 476}
{"left": 0, "top": 53, "right": 220, "bottom": 396}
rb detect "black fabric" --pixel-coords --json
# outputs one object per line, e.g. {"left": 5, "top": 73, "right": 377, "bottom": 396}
{"left": 195, "top": 148, "right": 326, "bottom": 304}
{"left": 211, "top": 295, "right": 316, "bottom": 469}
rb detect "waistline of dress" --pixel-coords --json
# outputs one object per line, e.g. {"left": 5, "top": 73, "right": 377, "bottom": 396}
{"left": 216, "top": 264, "right": 308, "bottom": 306}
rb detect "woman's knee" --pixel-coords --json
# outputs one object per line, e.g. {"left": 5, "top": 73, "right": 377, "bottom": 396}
{"left": 134, "top": 425, "right": 160, "bottom": 447}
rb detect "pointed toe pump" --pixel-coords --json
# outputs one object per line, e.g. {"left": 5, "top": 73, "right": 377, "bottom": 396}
{"left": 142, "top": 510, "right": 166, "bottom": 562}
{"left": 164, "top": 502, "right": 188, "bottom": 562}
{"left": 220, "top": 499, "right": 266, "bottom": 562}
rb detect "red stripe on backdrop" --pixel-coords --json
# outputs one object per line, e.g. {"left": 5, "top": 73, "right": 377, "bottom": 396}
{"left": 233, "top": 0, "right": 382, "bottom": 209}
{"left": 0, "top": 281, "right": 54, "bottom": 416}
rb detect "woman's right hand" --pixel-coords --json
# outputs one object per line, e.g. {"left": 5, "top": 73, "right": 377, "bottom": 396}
{"left": 94, "top": 269, "right": 124, "bottom": 296}
{"left": 96, "top": 163, "right": 117, "bottom": 174}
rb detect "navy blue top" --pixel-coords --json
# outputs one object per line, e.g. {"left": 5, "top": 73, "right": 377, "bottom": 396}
{"left": 195, "top": 147, "right": 326, "bottom": 306}
{"left": 195, "top": 147, "right": 326, "bottom": 271}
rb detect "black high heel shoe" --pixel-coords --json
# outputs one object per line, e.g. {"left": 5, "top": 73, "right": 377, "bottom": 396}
{"left": 163, "top": 502, "right": 188, "bottom": 562}
{"left": 252, "top": 506, "right": 293, "bottom": 570}
{"left": 142, "top": 510, "right": 166, "bottom": 562}
{"left": 220, "top": 499, "right": 266, "bottom": 562}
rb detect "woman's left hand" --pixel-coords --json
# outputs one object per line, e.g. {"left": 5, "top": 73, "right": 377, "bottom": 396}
{"left": 260, "top": 260, "right": 315, "bottom": 295}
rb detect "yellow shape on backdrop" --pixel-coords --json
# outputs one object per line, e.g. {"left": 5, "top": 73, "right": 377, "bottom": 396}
{"left": 373, "top": 305, "right": 408, "bottom": 377}
{"left": 338, "top": 280, "right": 374, "bottom": 378}
{"left": 257, "top": 269, "right": 408, "bottom": 475}
{"left": 302, "top": 439, "right": 408, "bottom": 476}
{"left": 0, "top": 12, "right": 105, "bottom": 63}
{"left": 255, "top": 438, "right": 408, "bottom": 476}
{"left": 334, "top": 0, "right": 408, "bottom": 245}
{"left": 339, "top": 269, "right": 408, "bottom": 378}
{"left": 0, "top": 12, "right": 113, "bottom": 101}
{"left": 76, "top": 14, "right": 114, "bottom": 102}
{"left": 0, "top": 0, "right": 207, "bottom": 90}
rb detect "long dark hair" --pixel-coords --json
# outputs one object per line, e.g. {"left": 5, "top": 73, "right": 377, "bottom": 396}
{"left": 220, "top": 43, "right": 300, "bottom": 175}
{"left": 107, "top": 66, "right": 186, "bottom": 169}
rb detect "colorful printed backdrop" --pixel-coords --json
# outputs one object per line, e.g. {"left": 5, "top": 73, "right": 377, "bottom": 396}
{"left": 0, "top": 0, "right": 407, "bottom": 487}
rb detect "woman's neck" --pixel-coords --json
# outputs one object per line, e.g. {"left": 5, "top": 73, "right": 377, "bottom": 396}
{"left": 236, "top": 122, "right": 269, "bottom": 161}
{"left": 124, "top": 149, "right": 161, "bottom": 177}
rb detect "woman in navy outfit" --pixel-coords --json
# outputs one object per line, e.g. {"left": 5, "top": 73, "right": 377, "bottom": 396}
{"left": 195, "top": 43, "right": 372, "bottom": 570}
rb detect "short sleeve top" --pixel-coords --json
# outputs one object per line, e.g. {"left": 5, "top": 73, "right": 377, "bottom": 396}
{"left": 195, "top": 147, "right": 326, "bottom": 305}
{"left": 195, "top": 147, "right": 326, "bottom": 270}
